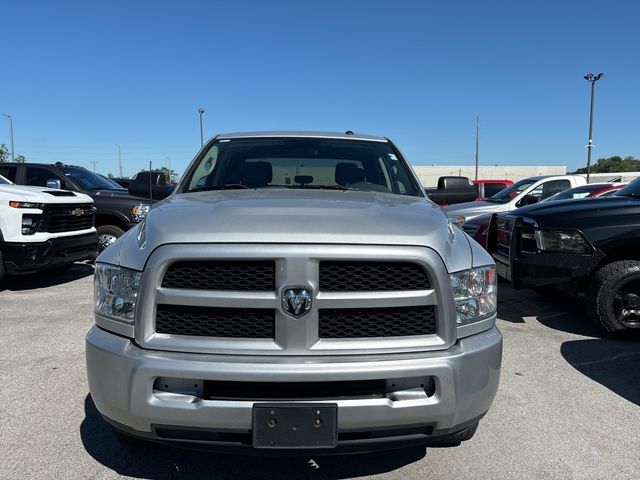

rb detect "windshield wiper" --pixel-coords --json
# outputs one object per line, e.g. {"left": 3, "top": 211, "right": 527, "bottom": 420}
{"left": 291, "top": 184, "right": 355, "bottom": 191}
{"left": 190, "top": 184, "right": 253, "bottom": 192}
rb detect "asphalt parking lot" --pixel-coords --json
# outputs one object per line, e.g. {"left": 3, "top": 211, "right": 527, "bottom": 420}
{"left": 0, "top": 264, "right": 638, "bottom": 480}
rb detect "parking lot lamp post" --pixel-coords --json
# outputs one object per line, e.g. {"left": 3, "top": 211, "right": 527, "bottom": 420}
{"left": 114, "top": 144, "right": 122, "bottom": 177}
{"left": 1, "top": 113, "right": 15, "bottom": 162}
{"left": 197, "top": 108, "right": 205, "bottom": 147}
{"left": 584, "top": 73, "right": 603, "bottom": 183}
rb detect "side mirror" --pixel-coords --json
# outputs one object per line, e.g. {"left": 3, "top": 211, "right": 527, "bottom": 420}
{"left": 517, "top": 194, "right": 539, "bottom": 207}
{"left": 46, "top": 179, "right": 62, "bottom": 189}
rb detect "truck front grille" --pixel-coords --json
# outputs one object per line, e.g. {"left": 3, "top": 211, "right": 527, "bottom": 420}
{"left": 144, "top": 245, "right": 447, "bottom": 355}
{"left": 155, "top": 304, "right": 275, "bottom": 338}
{"left": 162, "top": 261, "right": 275, "bottom": 290}
{"left": 37, "top": 203, "right": 94, "bottom": 233}
{"left": 319, "top": 261, "right": 430, "bottom": 291}
{"left": 319, "top": 306, "right": 436, "bottom": 338}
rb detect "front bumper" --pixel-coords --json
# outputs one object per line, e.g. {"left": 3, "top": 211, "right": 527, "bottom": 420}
{"left": 2, "top": 233, "right": 97, "bottom": 274}
{"left": 86, "top": 325, "right": 502, "bottom": 452}
{"left": 493, "top": 250, "right": 605, "bottom": 289}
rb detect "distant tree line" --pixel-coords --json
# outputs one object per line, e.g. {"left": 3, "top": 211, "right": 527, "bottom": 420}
{"left": 573, "top": 156, "right": 640, "bottom": 174}
{"left": 0, "top": 144, "right": 27, "bottom": 163}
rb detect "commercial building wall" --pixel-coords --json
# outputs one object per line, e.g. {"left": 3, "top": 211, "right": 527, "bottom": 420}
{"left": 411, "top": 165, "right": 567, "bottom": 187}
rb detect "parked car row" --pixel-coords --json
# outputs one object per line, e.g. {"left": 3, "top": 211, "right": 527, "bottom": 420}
{"left": 447, "top": 174, "right": 639, "bottom": 333}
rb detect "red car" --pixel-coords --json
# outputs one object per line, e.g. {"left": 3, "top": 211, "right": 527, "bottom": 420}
{"left": 463, "top": 183, "right": 626, "bottom": 248}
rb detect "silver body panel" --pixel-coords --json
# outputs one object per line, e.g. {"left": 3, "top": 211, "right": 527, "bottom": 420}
{"left": 86, "top": 325, "right": 502, "bottom": 434}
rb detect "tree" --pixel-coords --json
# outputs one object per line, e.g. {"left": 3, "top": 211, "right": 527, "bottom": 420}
{"left": 573, "top": 156, "right": 640, "bottom": 174}
{"left": 0, "top": 143, "right": 27, "bottom": 163}
{"left": 107, "top": 172, "right": 114, "bottom": 178}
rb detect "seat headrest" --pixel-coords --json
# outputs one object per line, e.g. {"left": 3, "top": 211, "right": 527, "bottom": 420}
{"left": 335, "top": 163, "right": 365, "bottom": 186}
{"left": 238, "top": 162, "right": 272, "bottom": 187}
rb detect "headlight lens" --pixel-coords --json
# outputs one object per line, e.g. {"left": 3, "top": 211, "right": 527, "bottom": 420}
{"left": 131, "top": 203, "right": 151, "bottom": 222}
{"left": 94, "top": 263, "right": 142, "bottom": 322}
{"left": 9, "top": 201, "right": 43, "bottom": 209}
{"left": 534, "top": 229, "right": 590, "bottom": 254}
{"left": 450, "top": 266, "right": 497, "bottom": 325}
{"left": 21, "top": 214, "right": 40, "bottom": 235}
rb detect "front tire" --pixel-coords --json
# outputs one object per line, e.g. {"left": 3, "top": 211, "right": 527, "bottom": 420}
{"left": 586, "top": 260, "right": 640, "bottom": 332}
{"left": 97, "top": 225, "right": 125, "bottom": 254}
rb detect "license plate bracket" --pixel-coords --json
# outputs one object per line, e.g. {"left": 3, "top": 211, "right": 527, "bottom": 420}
{"left": 252, "top": 404, "right": 337, "bottom": 449}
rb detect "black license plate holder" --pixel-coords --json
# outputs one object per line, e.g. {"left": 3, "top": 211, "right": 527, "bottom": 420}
{"left": 252, "top": 404, "right": 337, "bottom": 449}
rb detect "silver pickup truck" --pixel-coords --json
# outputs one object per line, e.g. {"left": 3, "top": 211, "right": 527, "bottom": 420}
{"left": 86, "top": 131, "right": 502, "bottom": 454}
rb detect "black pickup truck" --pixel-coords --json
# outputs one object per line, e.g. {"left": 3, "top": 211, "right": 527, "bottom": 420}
{"left": 0, "top": 162, "right": 151, "bottom": 253}
{"left": 487, "top": 178, "right": 640, "bottom": 333}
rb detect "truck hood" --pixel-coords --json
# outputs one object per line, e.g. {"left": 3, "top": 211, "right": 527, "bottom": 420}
{"left": 0, "top": 184, "right": 93, "bottom": 203}
{"left": 443, "top": 200, "right": 510, "bottom": 219}
{"left": 103, "top": 189, "right": 478, "bottom": 273}
{"left": 507, "top": 196, "right": 640, "bottom": 229}
{"left": 92, "top": 189, "right": 148, "bottom": 201}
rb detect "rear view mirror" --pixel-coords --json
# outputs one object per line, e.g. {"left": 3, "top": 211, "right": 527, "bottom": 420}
{"left": 46, "top": 179, "right": 62, "bottom": 189}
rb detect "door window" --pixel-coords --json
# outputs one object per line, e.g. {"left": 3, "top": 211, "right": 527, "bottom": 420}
{"left": 0, "top": 165, "right": 17, "bottom": 182}
{"left": 25, "top": 167, "right": 61, "bottom": 187}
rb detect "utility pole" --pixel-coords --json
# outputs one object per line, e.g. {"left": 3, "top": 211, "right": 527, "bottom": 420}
{"left": 1, "top": 113, "right": 15, "bottom": 162}
{"left": 584, "top": 73, "right": 603, "bottom": 183}
{"left": 474, "top": 116, "right": 479, "bottom": 181}
{"left": 114, "top": 144, "right": 122, "bottom": 177}
{"left": 197, "top": 108, "right": 205, "bottom": 147}
{"left": 89, "top": 161, "right": 98, "bottom": 172}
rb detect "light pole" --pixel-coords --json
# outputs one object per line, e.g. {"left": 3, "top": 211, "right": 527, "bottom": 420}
{"left": 114, "top": 144, "right": 122, "bottom": 177}
{"left": 89, "top": 161, "right": 98, "bottom": 172}
{"left": 1, "top": 113, "right": 15, "bottom": 162}
{"left": 584, "top": 73, "right": 603, "bottom": 183}
{"left": 166, "top": 156, "right": 172, "bottom": 182}
{"left": 197, "top": 108, "right": 205, "bottom": 147}
{"left": 474, "top": 116, "right": 479, "bottom": 181}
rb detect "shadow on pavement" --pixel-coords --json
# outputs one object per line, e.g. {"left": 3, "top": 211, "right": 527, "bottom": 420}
{"left": 80, "top": 395, "right": 426, "bottom": 480}
{"left": 561, "top": 337, "right": 640, "bottom": 406}
{"left": 2, "top": 262, "right": 94, "bottom": 291}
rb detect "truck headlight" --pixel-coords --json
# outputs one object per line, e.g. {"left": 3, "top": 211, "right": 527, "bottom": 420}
{"left": 94, "top": 263, "right": 142, "bottom": 322}
{"left": 534, "top": 229, "right": 591, "bottom": 254}
{"left": 450, "top": 266, "right": 497, "bottom": 325}
{"left": 131, "top": 203, "right": 151, "bottom": 222}
{"left": 9, "top": 201, "right": 43, "bottom": 209}
{"left": 21, "top": 214, "right": 40, "bottom": 235}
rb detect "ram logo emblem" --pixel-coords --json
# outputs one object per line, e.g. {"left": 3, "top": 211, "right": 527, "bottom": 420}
{"left": 282, "top": 288, "right": 312, "bottom": 317}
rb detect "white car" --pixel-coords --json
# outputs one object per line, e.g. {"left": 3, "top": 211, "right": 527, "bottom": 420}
{"left": 444, "top": 175, "right": 587, "bottom": 225}
{"left": 0, "top": 173, "right": 97, "bottom": 284}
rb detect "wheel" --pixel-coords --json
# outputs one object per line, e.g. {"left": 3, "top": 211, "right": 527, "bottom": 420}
{"left": 111, "top": 427, "right": 147, "bottom": 446}
{"left": 429, "top": 421, "right": 478, "bottom": 447}
{"left": 96, "top": 225, "right": 125, "bottom": 254}
{"left": 586, "top": 260, "right": 640, "bottom": 332}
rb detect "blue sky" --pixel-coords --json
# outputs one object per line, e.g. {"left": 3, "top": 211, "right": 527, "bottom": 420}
{"left": 1, "top": 0, "right": 638, "bottom": 177}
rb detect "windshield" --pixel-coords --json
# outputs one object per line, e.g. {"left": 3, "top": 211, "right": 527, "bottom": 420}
{"left": 182, "top": 137, "right": 420, "bottom": 196}
{"left": 487, "top": 178, "right": 537, "bottom": 203}
{"left": 61, "top": 167, "right": 125, "bottom": 191}
{"left": 544, "top": 184, "right": 606, "bottom": 202}
{"left": 615, "top": 177, "right": 640, "bottom": 198}
{"left": 0, "top": 174, "right": 10, "bottom": 185}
